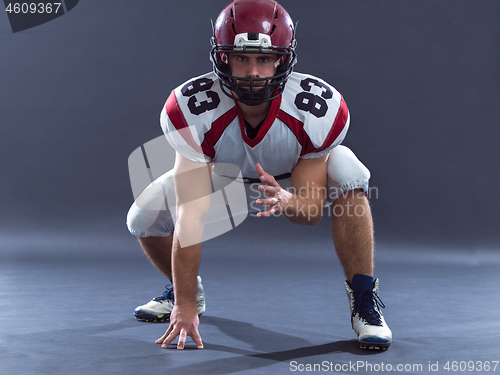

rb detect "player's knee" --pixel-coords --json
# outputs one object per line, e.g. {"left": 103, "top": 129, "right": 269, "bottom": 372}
{"left": 328, "top": 146, "right": 370, "bottom": 183}
{"left": 126, "top": 203, "right": 174, "bottom": 238}
{"left": 126, "top": 203, "right": 151, "bottom": 237}
{"left": 327, "top": 146, "right": 371, "bottom": 202}
{"left": 127, "top": 173, "right": 177, "bottom": 237}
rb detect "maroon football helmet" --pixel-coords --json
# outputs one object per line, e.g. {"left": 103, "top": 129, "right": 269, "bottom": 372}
{"left": 211, "top": 0, "right": 297, "bottom": 106}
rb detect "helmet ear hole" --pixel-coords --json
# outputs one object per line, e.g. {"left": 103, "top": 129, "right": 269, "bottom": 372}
{"left": 215, "top": 52, "right": 231, "bottom": 75}
{"left": 274, "top": 55, "right": 285, "bottom": 69}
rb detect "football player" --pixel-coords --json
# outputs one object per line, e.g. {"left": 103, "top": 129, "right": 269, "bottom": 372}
{"left": 127, "top": 0, "right": 392, "bottom": 351}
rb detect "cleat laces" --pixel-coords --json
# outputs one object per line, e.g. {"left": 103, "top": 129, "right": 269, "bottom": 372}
{"left": 352, "top": 290, "right": 386, "bottom": 326}
{"left": 153, "top": 284, "right": 174, "bottom": 303}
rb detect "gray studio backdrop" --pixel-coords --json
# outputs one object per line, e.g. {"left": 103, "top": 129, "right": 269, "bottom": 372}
{"left": 1, "top": 0, "right": 499, "bottom": 259}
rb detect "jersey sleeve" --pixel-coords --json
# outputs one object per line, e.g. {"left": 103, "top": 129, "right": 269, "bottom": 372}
{"left": 160, "top": 72, "right": 234, "bottom": 163}
{"left": 300, "top": 97, "right": 350, "bottom": 159}
{"left": 279, "top": 72, "right": 351, "bottom": 159}
{"left": 160, "top": 90, "right": 210, "bottom": 163}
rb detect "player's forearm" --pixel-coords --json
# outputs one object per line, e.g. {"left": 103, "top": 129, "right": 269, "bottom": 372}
{"left": 171, "top": 229, "right": 201, "bottom": 308}
{"left": 171, "top": 208, "right": 206, "bottom": 307}
{"left": 282, "top": 189, "right": 325, "bottom": 225}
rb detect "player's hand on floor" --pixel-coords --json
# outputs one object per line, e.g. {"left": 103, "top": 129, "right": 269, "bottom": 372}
{"left": 255, "top": 163, "right": 292, "bottom": 218}
{"left": 155, "top": 304, "right": 203, "bottom": 350}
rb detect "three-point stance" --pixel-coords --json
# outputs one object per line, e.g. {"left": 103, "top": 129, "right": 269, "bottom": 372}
{"left": 127, "top": 0, "right": 392, "bottom": 351}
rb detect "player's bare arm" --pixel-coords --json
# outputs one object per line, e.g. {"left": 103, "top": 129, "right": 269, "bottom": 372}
{"left": 155, "top": 152, "right": 211, "bottom": 350}
{"left": 130, "top": 0, "right": 391, "bottom": 352}
{"left": 256, "top": 155, "right": 328, "bottom": 225}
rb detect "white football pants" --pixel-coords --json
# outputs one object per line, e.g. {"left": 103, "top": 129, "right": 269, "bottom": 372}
{"left": 126, "top": 145, "right": 370, "bottom": 238}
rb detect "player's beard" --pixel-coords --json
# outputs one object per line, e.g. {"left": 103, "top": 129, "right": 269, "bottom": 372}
{"left": 236, "top": 78, "right": 266, "bottom": 91}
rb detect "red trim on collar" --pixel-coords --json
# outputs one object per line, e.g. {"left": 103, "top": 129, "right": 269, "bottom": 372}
{"left": 235, "top": 95, "right": 282, "bottom": 148}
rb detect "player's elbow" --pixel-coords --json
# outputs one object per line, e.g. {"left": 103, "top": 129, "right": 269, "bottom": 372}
{"left": 301, "top": 213, "right": 323, "bottom": 226}
{"left": 285, "top": 206, "right": 323, "bottom": 226}
{"left": 307, "top": 215, "right": 323, "bottom": 226}
{"left": 287, "top": 215, "right": 322, "bottom": 226}
{"left": 303, "top": 201, "right": 324, "bottom": 225}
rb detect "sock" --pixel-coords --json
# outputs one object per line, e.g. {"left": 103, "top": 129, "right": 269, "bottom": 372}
{"left": 351, "top": 274, "right": 374, "bottom": 291}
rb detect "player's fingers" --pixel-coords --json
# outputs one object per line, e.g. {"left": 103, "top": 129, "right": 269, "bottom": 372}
{"left": 260, "top": 173, "right": 278, "bottom": 187}
{"left": 177, "top": 329, "right": 187, "bottom": 350}
{"left": 258, "top": 185, "right": 276, "bottom": 196}
{"left": 256, "top": 163, "right": 279, "bottom": 187}
{"left": 155, "top": 327, "right": 171, "bottom": 344}
{"left": 190, "top": 329, "right": 204, "bottom": 349}
{"left": 155, "top": 335, "right": 165, "bottom": 344}
{"left": 161, "top": 327, "right": 180, "bottom": 348}
{"left": 255, "top": 163, "right": 271, "bottom": 183}
{"left": 272, "top": 204, "right": 283, "bottom": 215}
{"left": 255, "top": 162, "right": 266, "bottom": 177}
{"left": 256, "top": 197, "right": 278, "bottom": 206}
{"left": 257, "top": 207, "right": 276, "bottom": 218}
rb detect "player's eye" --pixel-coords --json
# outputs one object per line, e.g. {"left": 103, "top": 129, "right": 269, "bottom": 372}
{"left": 259, "top": 56, "right": 278, "bottom": 64}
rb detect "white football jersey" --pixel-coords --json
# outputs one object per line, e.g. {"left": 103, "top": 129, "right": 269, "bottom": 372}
{"left": 161, "top": 71, "right": 350, "bottom": 181}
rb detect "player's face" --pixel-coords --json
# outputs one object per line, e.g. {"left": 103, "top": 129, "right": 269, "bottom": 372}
{"left": 227, "top": 53, "right": 279, "bottom": 81}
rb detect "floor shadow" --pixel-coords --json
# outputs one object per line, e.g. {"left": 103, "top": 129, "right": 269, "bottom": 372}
{"left": 170, "top": 315, "right": 387, "bottom": 357}
{"left": 250, "top": 340, "right": 384, "bottom": 359}
{"left": 201, "top": 315, "right": 311, "bottom": 352}
{"left": 160, "top": 316, "right": 385, "bottom": 375}
{"left": 164, "top": 339, "right": 383, "bottom": 375}
{"left": 2, "top": 314, "right": 384, "bottom": 375}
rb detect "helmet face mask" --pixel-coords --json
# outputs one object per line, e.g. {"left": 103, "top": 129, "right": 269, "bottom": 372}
{"left": 210, "top": 0, "right": 297, "bottom": 106}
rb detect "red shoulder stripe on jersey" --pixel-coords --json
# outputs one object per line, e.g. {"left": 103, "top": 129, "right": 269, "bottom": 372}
{"left": 165, "top": 90, "right": 204, "bottom": 154}
{"left": 201, "top": 107, "right": 238, "bottom": 159}
{"left": 276, "top": 110, "right": 317, "bottom": 155}
{"left": 236, "top": 94, "right": 282, "bottom": 148}
{"left": 316, "top": 95, "right": 348, "bottom": 153}
{"left": 278, "top": 95, "right": 349, "bottom": 156}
